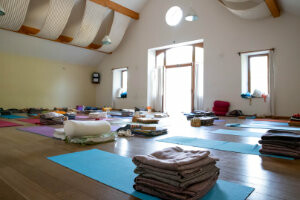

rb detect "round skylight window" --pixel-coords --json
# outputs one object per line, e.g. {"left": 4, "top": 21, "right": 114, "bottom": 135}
{"left": 165, "top": 6, "right": 183, "bottom": 26}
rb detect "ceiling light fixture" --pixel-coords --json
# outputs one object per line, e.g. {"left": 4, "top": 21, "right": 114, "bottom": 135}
{"left": 185, "top": 8, "right": 198, "bottom": 21}
{"left": 102, "top": 35, "right": 112, "bottom": 45}
{"left": 0, "top": 4, "right": 5, "bottom": 16}
{"left": 185, "top": 0, "right": 198, "bottom": 22}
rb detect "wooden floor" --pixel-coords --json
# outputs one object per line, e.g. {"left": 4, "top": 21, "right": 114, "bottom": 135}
{"left": 0, "top": 116, "right": 299, "bottom": 200}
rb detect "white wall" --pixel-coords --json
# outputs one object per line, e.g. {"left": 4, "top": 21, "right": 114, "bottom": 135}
{"left": 96, "top": 0, "right": 300, "bottom": 116}
{"left": 0, "top": 29, "right": 105, "bottom": 67}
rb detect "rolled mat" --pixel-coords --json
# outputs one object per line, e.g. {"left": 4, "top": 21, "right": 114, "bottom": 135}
{"left": 64, "top": 120, "right": 111, "bottom": 138}
{"left": 48, "top": 149, "right": 254, "bottom": 200}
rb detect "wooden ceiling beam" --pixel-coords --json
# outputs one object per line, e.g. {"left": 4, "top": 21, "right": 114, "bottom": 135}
{"left": 2, "top": 26, "right": 111, "bottom": 54}
{"left": 265, "top": 0, "right": 280, "bottom": 18}
{"left": 90, "top": 0, "right": 139, "bottom": 20}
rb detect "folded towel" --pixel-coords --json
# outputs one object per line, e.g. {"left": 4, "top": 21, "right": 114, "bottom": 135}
{"left": 134, "top": 156, "right": 217, "bottom": 177}
{"left": 135, "top": 166, "right": 219, "bottom": 188}
{"left": 134, "top": 172, "right": 219, "bottom": 200}
{"left": 262, "top": 130, "right": 300, "bottom": 141}
{"left": 133, "top": 147, "right": 214, "bottom": 171}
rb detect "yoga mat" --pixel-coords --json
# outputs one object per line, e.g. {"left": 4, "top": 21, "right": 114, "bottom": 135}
{"left": 18, "top": 118, "right": 40, "bottom": 124}
{"left": 211, "top": 129, "right": 263, "bottom": 138}
{"left": 157, "top": 137, "right": 294, "bottom": 160}
{"left": 251, "top": 122, "right": 289, "bottom": 126}
{"left": 254, "top": 119, "right": 289, "bottom": 123}
{"left": 111, "top": 125, "right": 120, "bottom": 132}
{"left": 48, "top": 149, "right": 254, "bottom": 200}
{"left": 17, "top": 126, "right": 55, "bottom": 138}
{"left": 0, "top": 119, "right": 22, "bottom": 128}
{"left": 226, "top": 123, "right": 300, "bottom": 131}
{"left": 0, "top": 115, "right": 27, "bottom": 119}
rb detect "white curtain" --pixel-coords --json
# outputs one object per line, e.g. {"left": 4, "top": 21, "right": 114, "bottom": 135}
{"left": 194, "top": 48, "right": 204, "bottom": 111}
{"left": 152, "top": 67, "right": 163, "bottom": 112}
{"left": 269, "top": 50, "right": 275, "bottom": 116}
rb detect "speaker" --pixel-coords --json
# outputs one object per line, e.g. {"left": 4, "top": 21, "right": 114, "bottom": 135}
{"left": 92, "top": 72, "right": 100, "bottom": 84}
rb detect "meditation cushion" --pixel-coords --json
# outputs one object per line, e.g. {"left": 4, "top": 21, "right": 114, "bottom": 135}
{"left": 213, "top": 100, "right": 230, "bottom": 116}
{"left": 64, "top": 120, "right": 111, "bottom": 138}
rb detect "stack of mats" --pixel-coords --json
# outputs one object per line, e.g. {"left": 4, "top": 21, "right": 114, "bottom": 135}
{"left": 117, "top": 124, "right": 167, "bottom": 137}
{"left": 132, "top": 146, "right": 220, "bottom": 200}
{"left": 259, "top": 130, "right": 300, "bottom": 159}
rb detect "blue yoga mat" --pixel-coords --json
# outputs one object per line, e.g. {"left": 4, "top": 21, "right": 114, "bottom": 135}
{"left": 226, "top": 123, "right": 300, "bottom": 131}
{"left": 48, "top": 149, "right": 254, "bottom": 200}
{"left": 0, "top": 115, "right": 27, "bottom": 119}
{"left": 211, "top": 129, "right": 263, "bottom": 138}
{"left": 157, "top": 137, "right": 294, "bottom": 160}
{"left": 251, "top": 121, "right": 289, "bottom": 126}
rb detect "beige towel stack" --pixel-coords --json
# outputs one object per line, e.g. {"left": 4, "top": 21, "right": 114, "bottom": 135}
{"left": 132, "top": 147, "right": 219, "bottom": 200}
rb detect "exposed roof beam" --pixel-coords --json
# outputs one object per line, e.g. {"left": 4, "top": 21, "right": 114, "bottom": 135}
{"left": 90, "top": 0, "right": 139, "bottom": 20}
{"left": 2, "top": 26, "right": 111, "bottom": 54}
{"left": 265, "top": 0, "right": 280, "bottom": 18}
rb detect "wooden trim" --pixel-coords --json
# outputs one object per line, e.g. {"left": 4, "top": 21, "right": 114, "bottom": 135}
{"left": 165, "top": 63, "right": 193, "bottom": 69}
{"left": 18, "top": 26, "right": 39, "bottom": 35}
{"left": 1, "top": 26, "right": 111, "bottom": 54}
{"left": 56, "top": 35, "right": 73, "bottom": 43}
{"left": 112, "top": 67, "right": 128, "bottom": 71}
{"left": 238, "top": 48, "right": 275, "bottom": 56}
{"left": 247, "top": 54, "right": 270, "bottom": 94}
{"left": 87, "top": 43, "right": 102, "bottom": 49}
{"left": 265, "top": 0, "right": 280, "bottom": 18}
{"left": 90, "top": 0, "right": 139, "bottom": 20}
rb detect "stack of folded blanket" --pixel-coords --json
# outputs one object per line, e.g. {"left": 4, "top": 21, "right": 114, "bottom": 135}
{"left": 259, "top": 130, "right": 300, "bottom": 158}
{"left": 132, "top": 147, "right": 219, "bottom": 200}
{"left": 40, "top": 112, "right": 65, "bottom": 125}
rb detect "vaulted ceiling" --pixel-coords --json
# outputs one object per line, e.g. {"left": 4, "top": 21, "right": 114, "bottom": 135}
{"left": 0, "top": 0, "right": 148, "bottom": 54}
{"left": 219, "top": 0, "right": 300, "bottom": 19}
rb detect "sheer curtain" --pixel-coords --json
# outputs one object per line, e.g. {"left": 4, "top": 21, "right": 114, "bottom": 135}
{"left": 269, "top": 50, "right": 275, "bottom": 116}
{"left": 151, "top": 53, "right": 164, "bottom": 112}
{"left": 194, "top": 47, "right": 204, "bottom": 111}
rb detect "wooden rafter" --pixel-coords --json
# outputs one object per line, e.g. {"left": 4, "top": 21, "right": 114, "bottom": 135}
{"left": 2, "top": 26, "right": 111, "bottom": 54}
{"left": 265, "top": 0, "right": 280, "bottom": 18}
{"left": 90, "top": 0, "right": 139, "bottom": 20}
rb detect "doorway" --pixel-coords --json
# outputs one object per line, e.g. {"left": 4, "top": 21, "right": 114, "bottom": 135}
{"left": 155, "top": 43, "right": 203, "bottom": 115}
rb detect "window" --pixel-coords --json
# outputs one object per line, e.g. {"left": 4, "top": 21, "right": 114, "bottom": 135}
{"left": 248, "top": 55, "right": 269, "bottom": 94}
{"left": 165, "top": 6, "right": 183, "bottom": 26}
{"left": 241, "top": 52, "right": 269, "bottom": 95}
{"left": 121, "top": 70, "right": 128, "bottom": 92}
{"left": 112, "top": 68, "right": 128, "bottom": 99}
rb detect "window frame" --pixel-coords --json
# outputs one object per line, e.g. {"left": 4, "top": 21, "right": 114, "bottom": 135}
{"left": 247, "top": 53, "right": 269, "bottom": 95}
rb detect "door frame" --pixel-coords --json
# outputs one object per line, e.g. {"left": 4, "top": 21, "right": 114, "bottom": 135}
{"left": 156, "top": 43, "right": 203, "bottom": 113}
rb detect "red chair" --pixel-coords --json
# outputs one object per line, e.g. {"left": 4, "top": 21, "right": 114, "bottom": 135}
{"left": 213, "top": 101, "right": 230, "bottom": 116}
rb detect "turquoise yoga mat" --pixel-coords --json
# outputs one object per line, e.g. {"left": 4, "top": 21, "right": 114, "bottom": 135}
{"left": 48, "top": 149, "right": 254, "bottom": 200}
{"left": 251, "top": 121, "right": 289, "bottom": 126}
{"left": 226, "top": 123, "right": 300, "bottom": 131}
{"left": 157, "top": 137, "right": 294, "bottom": 160}
{"left": 211, "top": 129, "right": 263, "bottom": 138}
{"left": 0, "top": 115, "right": 27, "bottom": 119}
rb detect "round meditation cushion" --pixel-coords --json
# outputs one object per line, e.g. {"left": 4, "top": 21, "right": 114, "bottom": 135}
{"left": 64, "top": 120, "right": 111, "bottom": 138}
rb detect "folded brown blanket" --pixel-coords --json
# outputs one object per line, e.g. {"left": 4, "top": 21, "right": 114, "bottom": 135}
{"left": 136, "top": 166, "right": 219, "bottom": 188}
{"left": 134, "top": 173, "right": 219, "bottom": 200}
{"left": 259, "top": 139, "right": 300, "bottom": 148}
{"left": 259, "top": 148, "right": 300, "bottom": 158}
{"left": 262, "top": 144, "right": 300, "bottom": 152}
{"left": 134, "top": 156, "right": 217, "bottom": 178}
{"left": 262, "top": 130, "right": 300, "bottom": 141}
{"left": 133, "top": 146, "right": 217, "bottom": 171}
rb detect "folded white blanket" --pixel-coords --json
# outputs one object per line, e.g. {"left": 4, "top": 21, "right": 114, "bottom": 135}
{"left": 64, "top": 120, "right": 111, "bottom": 138}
